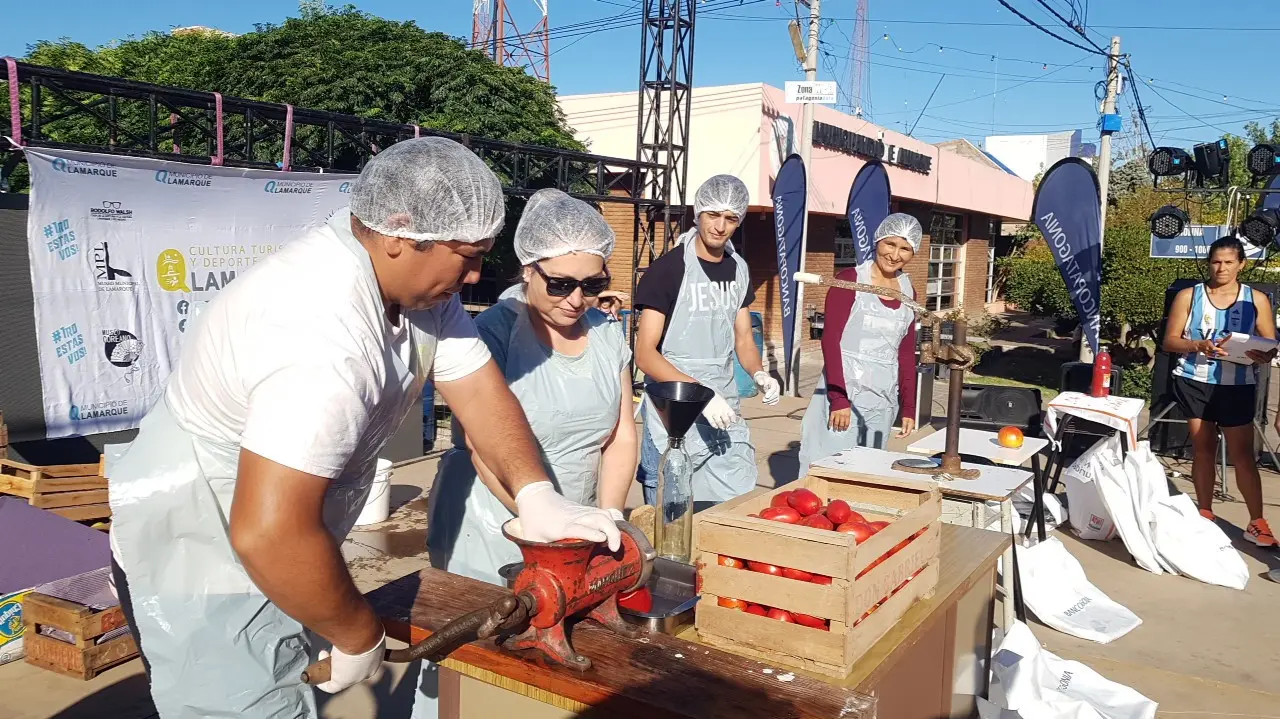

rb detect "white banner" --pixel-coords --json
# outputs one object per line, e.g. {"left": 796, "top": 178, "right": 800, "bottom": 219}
{"left": 25, "top": 149, "right": 357, "bottom": 438}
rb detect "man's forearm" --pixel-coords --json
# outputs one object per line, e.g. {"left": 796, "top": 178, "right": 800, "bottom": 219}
{"left": 441, "top": 362, "right": 551, "bottom": 497}
{"left": 636, "top": 345, "right": 697, "bottom": 383}
{"left": 234, "top": 524, "right": 382, "bottom": 654}
{"left": 735, "top": 335, "right": 764, "bottom": 376}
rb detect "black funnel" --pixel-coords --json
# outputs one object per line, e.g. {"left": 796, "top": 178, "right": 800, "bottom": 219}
{"left": 646, "top": 381, "right": 714, "bottom": 441}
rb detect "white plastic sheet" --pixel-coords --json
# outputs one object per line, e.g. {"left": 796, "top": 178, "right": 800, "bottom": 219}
{"left": 1020, "top": 537, "right": 1142, "bottom": 644}
{"left": 1150, "top": 494, "right": 1250, "bottom": 590}
{"left": 980, "top": 622, "right": 1158, "bottom": 719}
{"left": 1093, "top": 437, "right": 1164, "bottom": 574}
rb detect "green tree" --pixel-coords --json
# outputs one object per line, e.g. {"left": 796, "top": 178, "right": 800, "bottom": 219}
{"left": 6, "top": 7, "right": 586, "bottom": 270}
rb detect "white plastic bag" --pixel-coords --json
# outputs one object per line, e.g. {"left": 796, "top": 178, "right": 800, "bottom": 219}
{"left": 1020, "top": 537, "right": 1142, "bottom": 644}
{"left": 1063, "top": 439, "right": 1118, "bottom": 541}
{"left": 982, "top": 622, "right": 1158, "bottom": 719}
{"left": 1150, "top": 494, "right": 1250, "bottom": 590}
{"left": 1123, "top": 442, "right": 1177, "bottom": 574}
{"left": 1092, "top": 436, "right": 1164, "bottom": 575}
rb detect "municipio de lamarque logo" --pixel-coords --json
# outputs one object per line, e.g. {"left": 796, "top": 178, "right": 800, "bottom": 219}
{"left": 264, "top": 179, "right": 315, "bottom": 195}
{"left": 51, "top": 157, "right": 118, "bottom": 177}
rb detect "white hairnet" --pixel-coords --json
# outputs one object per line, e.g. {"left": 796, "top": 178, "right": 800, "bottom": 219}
{"left": 874, "top": 213, "right": 923, "bottom": 253}
{"left": 693, "top": 174, "right": 749, "bottom": 220}
{"left": 349, "top": 137, "right": 504, "bottom": 243}
{"left": 514, "top": 188, "right": 616, "bottom": 265}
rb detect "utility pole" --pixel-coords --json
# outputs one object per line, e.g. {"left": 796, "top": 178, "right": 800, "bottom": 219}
{"left": 788, "top": 0, "right": 821, "bottom": 396}
{"left": 1081, "top": 35, "right": 1121, "bottom": 363}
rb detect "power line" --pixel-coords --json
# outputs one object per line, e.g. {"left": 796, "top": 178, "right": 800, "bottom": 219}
{"left": 700, "top": 12, "right": 1280, "bottom": 32}
{"left": 1031, "top": 0, "right": 1108, "bottom": 53}
{"left": 993, "top": 0, "right": 1108, "bottom": 56}
{"left": 874, "top": 56, "right": 1093, "bottom": 117}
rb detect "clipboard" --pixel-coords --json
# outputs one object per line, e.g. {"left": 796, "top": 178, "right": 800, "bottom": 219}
{"left": 1215, "top": 331, "right": 1280, "bottom": 365}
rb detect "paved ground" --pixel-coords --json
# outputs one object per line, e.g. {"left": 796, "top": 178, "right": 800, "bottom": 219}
{"left": 6, "top": 365, "right": 1280, "bottom": 718}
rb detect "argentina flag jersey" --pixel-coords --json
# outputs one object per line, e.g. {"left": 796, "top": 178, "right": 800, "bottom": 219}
{"left": 1173, "top": 283, "right": 1258, "bottom": 386}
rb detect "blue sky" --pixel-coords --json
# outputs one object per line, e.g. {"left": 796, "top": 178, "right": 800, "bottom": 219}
{"left": 6, "top": 1, "right": 1279, "bottom": 155}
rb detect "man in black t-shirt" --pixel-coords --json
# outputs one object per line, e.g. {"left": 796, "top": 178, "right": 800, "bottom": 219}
{"left": 634, "top": 175, "right": 781, "bottom": 506}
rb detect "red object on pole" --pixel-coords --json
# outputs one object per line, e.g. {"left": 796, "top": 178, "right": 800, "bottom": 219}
{"left": 1091, "top": 348, "right": 1112, "bottom": 397}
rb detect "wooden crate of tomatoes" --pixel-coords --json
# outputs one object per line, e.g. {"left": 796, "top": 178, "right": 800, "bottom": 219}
{"left": 693, "top": 465, "right": 942, "bottom": 678}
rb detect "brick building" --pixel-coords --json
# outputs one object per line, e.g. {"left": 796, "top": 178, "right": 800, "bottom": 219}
{"left": 563, "top": 84, "right": 1034, "bottom": 370}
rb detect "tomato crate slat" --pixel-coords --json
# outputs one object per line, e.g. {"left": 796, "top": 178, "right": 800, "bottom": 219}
{"left": 0, "top": 458, "right": 111, "bottom": 521}
{"left": 693, "top": 465, "right": 942, "bottom": 678}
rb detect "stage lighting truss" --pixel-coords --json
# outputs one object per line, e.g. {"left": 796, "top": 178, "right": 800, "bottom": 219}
{"left": 1240, "top": 208, "right": 1280, "bottom": 248}
{"left": 1247, "top": 144, "right": 1280, "bottom": 181}
{"left": 1150, "top": 205, "right": 1190, "bottom": 240}
{"left": 1148, "top": 147, "right": 1192, "bottom": 178}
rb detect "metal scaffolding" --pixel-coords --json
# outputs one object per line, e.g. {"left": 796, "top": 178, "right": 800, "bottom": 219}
{"left": 1, "top": 60, "right": 656, "bottom": 208}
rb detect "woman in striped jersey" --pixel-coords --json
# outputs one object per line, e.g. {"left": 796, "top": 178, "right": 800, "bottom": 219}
{"left": 1162, "top": 235, "right": 1277, "bottom": 548}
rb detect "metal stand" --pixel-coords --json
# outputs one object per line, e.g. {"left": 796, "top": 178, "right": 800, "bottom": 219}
{"left": 1138, "top": 401, "right": 1280, "bottom": 503}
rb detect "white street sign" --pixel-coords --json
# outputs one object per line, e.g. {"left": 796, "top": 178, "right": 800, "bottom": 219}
{"left": 785, "top": 80, "right": 838, "bottom": 105}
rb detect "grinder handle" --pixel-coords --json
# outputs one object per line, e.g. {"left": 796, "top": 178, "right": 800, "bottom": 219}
{"left": 301, "top": 593, "right": 531, "bottom": 685}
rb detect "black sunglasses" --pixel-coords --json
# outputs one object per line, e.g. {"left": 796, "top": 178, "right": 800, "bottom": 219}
{"left": 532, "top": 262, "right": 611, "bottom": 297}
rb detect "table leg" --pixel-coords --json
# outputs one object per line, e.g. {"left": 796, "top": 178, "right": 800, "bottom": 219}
{"left": 972, "top": 501, "right": 983, "bottom": 529}
{"left": 1024, "top": 453, "right": 1047, "bottom": 542}
{"left": 1001, "top": 500, "right": 1015, "bottom": 630}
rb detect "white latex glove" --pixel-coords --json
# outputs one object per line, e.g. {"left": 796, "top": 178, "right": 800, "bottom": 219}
{"left": 316, "top": 632, "right": 386, "bottom": 694}
{"left": 515, "top": 481, "right": 622, "bottom": 551}
{"left": 753, "top": 371, "right": 781, "bottom": 405}
{"left": 605, "top": 507, "right": 626, "bottom": 522}
{"left": 701, "top": 392, "right": 738, "bottom": 431}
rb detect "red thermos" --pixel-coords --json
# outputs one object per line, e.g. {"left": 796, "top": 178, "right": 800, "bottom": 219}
{"left": 1091, "top": 348, "right": 1112, "bottom": 397}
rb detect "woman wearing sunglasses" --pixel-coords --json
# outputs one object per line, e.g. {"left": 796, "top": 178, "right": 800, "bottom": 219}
{"left": 425, "top": 188, "right": 636, "bottom": 587}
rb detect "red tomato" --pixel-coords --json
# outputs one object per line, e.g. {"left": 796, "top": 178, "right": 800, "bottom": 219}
{"left": 766, "top": 608, "right": 795, "bottom": 623}
{"left": 770, "top": 491, "right": 794, "bottom": 508}
{"left": 868, "top": 520, "right": 890, "bottom": 532}
{"left": 792, "top": 612, "right": 829, "bottom": 630}
{"left": 836, "top": 521, "right": 875, "bottom": 543}
{"left": 618, "top": 587, "right": 653, "bottom": 613}
{"left": 825, "top": 499, "right": 853, "bottom": 525}
{"left": 800, "top": 513, "right": 835, "bottom": 531}
{"left": 760, "top": 506, "right": 802, "bottom": 524}
{"left": 856, "top": 555, "right": 885, "bottom": 579}
{"left": 847, "top": 510, "right": 868, "bottom": 525}
{"left": 810, "top": 574, "right": 833, "bottom": 585}
{"left": 998, "top": 425, "right": 1025, "bottom": 449}
{"left": 781, "top": 566, "right": 815, "bottom": 582}
{"left": 744, "top": 603, "right": 769, "bottom": 616}
{"left": 748, "top": 561, "right": 783, "bottom": 576}
{"left": 718, "top": 596, "right": 748, "bottom": 610}
{"left": 787, "top": 488, "right": 823, "bottom": 517}
{"left": 718, "top": 555, "right": 745, "bottom": 569}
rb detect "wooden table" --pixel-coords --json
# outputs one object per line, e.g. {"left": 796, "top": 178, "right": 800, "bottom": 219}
{"left": 368, "top": 524, "right": 1007, "bottom": 719}
{"left": 816, "top": 447, "right": 1030, "bottom": 629}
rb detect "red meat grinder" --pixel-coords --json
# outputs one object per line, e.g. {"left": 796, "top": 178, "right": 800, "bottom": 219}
{"left": 302, "top": 519, "right": 656, "bottom": 683}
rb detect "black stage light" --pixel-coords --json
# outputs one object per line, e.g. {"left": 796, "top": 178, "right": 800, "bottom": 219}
{"left": 1239, "top": 208, "right": 1280, "bottom": 248}
{"left": 1247, "top": 143, "right": 1280, "bottom": 179}
{"left": 1148, "top": 147, "right": 1192, "bottom": 177}
{"left": 1150, "top": 205, "right": 1190, "bottom": 240}
{"left": 1193, "top": 138, "right": 1230, "bottom": 184}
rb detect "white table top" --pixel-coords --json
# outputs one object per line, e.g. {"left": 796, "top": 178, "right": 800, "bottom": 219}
{"left": 814, "top": 446, "right": 1034, "bottom": 502}
{"left": 905, "top": 427, "right": 1050, "bottom": 467}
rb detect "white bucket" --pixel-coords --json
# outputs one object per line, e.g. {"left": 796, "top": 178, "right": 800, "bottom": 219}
{"left": 354, "top": 459, "right": 393, "bottom": 527}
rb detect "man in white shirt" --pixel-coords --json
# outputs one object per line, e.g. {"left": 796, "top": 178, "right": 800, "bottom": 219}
{"left": 107, "top": 137, "right": 621, "bottom": 719}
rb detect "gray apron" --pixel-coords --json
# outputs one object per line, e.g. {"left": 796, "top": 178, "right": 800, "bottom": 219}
{"left": 798, "top": 261, "right": 913, "bottom": 478}
{"left": 109, "top": 211, "right": 434, "bottom": 718}
{"left": 642, "top": 233, "right": 756, "bottom": 503}
{"left": 426, "top": 299, "right": 626, "bottom": 585}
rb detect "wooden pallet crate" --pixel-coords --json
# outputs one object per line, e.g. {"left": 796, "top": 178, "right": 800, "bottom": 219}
{"left": 0, "top": 411, "right": 8, "bottom": 459}
{"left": 694, "top": 465, "right": 942, "bottom": 678}
{"left": 0, "top": 459, "right": 110, "bottom": 521}
{"left": 23, "top": 593, "right": 139, "bottom": 680}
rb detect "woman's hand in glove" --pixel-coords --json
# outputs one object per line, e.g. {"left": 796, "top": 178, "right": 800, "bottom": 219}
{"left": 701, "top": 392, "right": 739, "bottom": 430}
{"left": 515, "top": 481, "right": 622, "bottom": 551}
{"left": 316, "top": 632, "right": 386, "bottom": 694}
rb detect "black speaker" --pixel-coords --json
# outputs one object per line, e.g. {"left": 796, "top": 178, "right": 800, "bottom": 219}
{"left": 1060, "top": 361, "right": 1123, "bottom": 395}
{"left": 1149, "top": 279, "right": 1276, "bottom": 460}
{"left": 956, "top": 384, "right": 1043, "bottom": 437}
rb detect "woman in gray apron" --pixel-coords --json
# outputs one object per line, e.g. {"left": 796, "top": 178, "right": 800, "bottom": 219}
{"left": 798, "top": 213, "right": 923, "bottom": 478}
{"left": 415, "top": 189, "right": 634, "bottom": 718}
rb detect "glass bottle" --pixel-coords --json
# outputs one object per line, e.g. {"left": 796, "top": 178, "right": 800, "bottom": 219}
{"left": 654, "top": 437, "right": 694, "bottom": 563}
